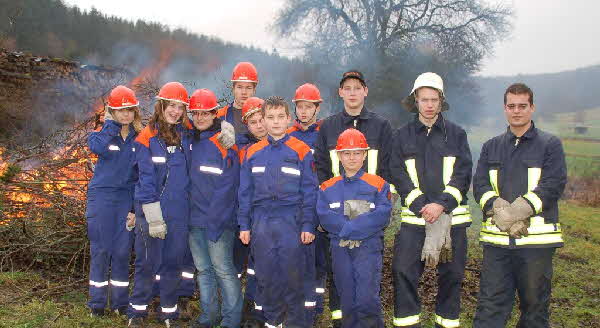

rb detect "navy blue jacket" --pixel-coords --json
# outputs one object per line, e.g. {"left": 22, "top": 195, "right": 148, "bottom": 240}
{"left": 87, "top": 120, "right": 138, "bottom": 192}
{"left": 184, "top": 123, "right": 239, "bottom": 241}
{"left": 238, "top": 134, "right": 318, "bottom": 233}
{"left": 317, "top": 170, "right": 391, "bottom": 241}
{"left": 287, "top": 120, "right": 321, "bottom": 150}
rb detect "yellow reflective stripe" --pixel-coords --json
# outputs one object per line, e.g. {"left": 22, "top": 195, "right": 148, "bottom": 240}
{"left": 524, "top": 192, "right": 542, "bottom": 214}
{"left": 528, "top": 167, "right": 541, "bottom": 191}
{"left": 435, "top": 314, "right": 460, "bottom": 328}
{"left": 444, "top": 185, "right": 463, "bottom": 204}
{"left": 489, "top": 169, "right": 499, "bottom": 193}
{"left": 405, "top": 188, "right": 423, "bottom": 207}
{"left": 451, "top": 205, "right": 470, "bottom": 215}
{"left": 442, "top": 156, "right": 456, "bottom": 185}
{"left": 515, "top": 233, "right": 564, "bottom": 246}
{"left": 451, "top": 214, "right": 472, "bottom": 225}
{"left": 389, "top": 184, "right": 397, "bottom": 194}
{"left": 331, "top": 310, "right": 342, "bottom": 320}
{"left": 479, "top": 190, "right": 497, "bottom": 210}
{"left": 393, "top": 314, "right": 420, "bottom": 326}
{"left": 479, "top": 232, "right": 510, "bottom": 245}
{"left": 367, "top": 149, "right": 378, "bottom": 174}
{"left": 330, "top": 150, "right": 340, "bottom": 177}
{"left": 405, "top": 159, "right": 419, "bottom": 188}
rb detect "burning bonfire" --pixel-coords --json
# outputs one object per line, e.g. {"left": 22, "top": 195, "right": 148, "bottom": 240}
{"left": 0, "top": 43, "right": 181, "bottom": 280}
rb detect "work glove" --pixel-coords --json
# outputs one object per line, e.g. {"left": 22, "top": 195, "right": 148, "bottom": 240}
{"left": 491, "top": 197, "right": 518, "bottom": 232}
{"left": 348, "top": 240, "right": 362, "bottom": 249}
{"left": 422, "top": 213, "right": 451, "bottom": 267}
{"left": 344, "top": 200, "right": 372, "bottom": 220}
{"left": 142, "top": 202, "right": 167, "bottom": 239}
{"left": 510, "top": 196, "right": 534, "bottom": 221}
{"left": 439, "top": 214, "right": 453, "bottom": 263}
{"left": 103, "top": 107, "right": 113, "bottom": 121}
{"left": 339, "top": 239, "right": 361, "bottom": 249}
{"left": 508, "top": 218, "right": 530, "bottom": 239}
{"left": 217, "top": 120, "right": 235, "bottom": 149}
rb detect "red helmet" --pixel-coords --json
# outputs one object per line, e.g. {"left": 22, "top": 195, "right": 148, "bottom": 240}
{"left": 335, "top": 128, "right": 370, "bottom": 151}
{"left": 108, "top": 85, "right": 139, "bottom": 109}
{"left": 242, "top": 97, "right": 264, "bottom": 123}
{"left": 156, "top": 82, "right": 189, "bottom": 105}
{"left": 292, "top": 83, "right": 322, "bottom": 103}
{"left": 189, "top": 89, "right": 218, "bottom": 111}
{"left": 231, "top": 62, "right": 259, "bottom": 84}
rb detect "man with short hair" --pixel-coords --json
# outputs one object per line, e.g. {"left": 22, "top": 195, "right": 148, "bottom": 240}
{"left": 313, "top": 70, "right": 394, "bottom": 327}
{"left": 473, "top": 83, "right": 567, "bottom": 328}
{"left": 390, "top": 72, "right": 473, "bottom": 328}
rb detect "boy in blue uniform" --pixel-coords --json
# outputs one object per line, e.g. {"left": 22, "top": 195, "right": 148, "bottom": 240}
{"left": 317, "top": 128, "right": 392, "bottom": 328}
{"left": 287, "top": 83, "right": 325, "bottom": 322}
{"left": 238, "top": 96, "right": 318, "bottom": 328}
{"left": 185, "top": 89, "right": 242, "bottom": 328}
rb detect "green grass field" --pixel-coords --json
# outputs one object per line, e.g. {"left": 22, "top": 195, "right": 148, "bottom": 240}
{"left": 1, "top": 200, "right": 598, "bottom": 327}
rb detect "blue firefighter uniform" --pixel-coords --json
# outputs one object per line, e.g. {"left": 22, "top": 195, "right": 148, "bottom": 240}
{"left": 314, "top": 107, "right": 394, "bottom": 324}
{"left": 184, "top": 123, "right": 243, "bottom": 327}
{"left": 238, "top": 134, "right": 318, "bottom": 328}
{"left": 288, "top": 120, "right": 326, "bottom": 319}
{"left": 86, "top": 119, "right": 137, "bottom": 312}
{"left": 128, "top": 124, "right": 190, "bottom": 320}
{"left": 236, "top": 133, "right": 267, "bottom": 323}
{"left": 389, "top": 115, "right": 472, "bottom": 328}
{"left": 317, "top": 170, "right": 391, "bottom": 328}
{"left": 472, "top": 122, "right": 566, "bottom": 328}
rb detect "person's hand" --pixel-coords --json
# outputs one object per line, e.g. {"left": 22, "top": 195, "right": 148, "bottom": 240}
{"left": 301, "top": 232, "right": 315, "bottom": 244}
{"left": 239, "top": 230, "right": 251, "bottom": 245}
{"left": 126, "top": 212, "right": 136, "bottom": 231}
{"left": 420, "top": 203, "right": 445, "bottom": 223}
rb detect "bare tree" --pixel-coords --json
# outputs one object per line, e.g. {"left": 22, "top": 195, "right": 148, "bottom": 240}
{"left": 275, "top": 0, "right": 511, "bottom": 73}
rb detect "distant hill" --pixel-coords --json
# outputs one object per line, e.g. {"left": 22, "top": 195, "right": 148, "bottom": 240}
{"left": 475, "top": 65, "right": 600, "bottom": 119}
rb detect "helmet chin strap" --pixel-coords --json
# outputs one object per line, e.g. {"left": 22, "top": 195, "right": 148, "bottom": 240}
{"left": 295, "top": 106, "right": 317, "bottom": 126}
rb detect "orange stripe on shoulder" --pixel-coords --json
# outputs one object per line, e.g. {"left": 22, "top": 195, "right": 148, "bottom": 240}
{"left": 285, "top": 136, "right": 311, "bottom": 161}
{"left": 360, "top": 173, "right": 386, "bottom": 192}
{"left": 209, "top": 134, "right": 228, "bottom": 159}
{"left": 238, "top": 147, "right": 247, "bottom": 164}
{"left": 286, "top": 126, "right": 299, "bottom": 134}
{"left": 135, "top": 126, "right": 157, "bottom": 148}
{"left": 245, "top": 139, "right": 269, "bottom": 161}
{"left": 216, "top": 105, "right": 229, "bottom": 118}
{"left": 320, "top": 176, "right": 343, "bottom": 191}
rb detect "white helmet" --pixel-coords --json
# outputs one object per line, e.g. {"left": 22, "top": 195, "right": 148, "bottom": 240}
{"left": 402, "top": 72, "right": 449, "bottom": 112}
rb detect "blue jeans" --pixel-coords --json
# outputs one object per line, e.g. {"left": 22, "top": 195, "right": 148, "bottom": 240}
{"left": 189, "top": 227, "right": 242, "bottom": 327}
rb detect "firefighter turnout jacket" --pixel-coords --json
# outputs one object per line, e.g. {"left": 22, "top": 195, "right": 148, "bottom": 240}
{"left": 389, "top": 115, "right": 473, "bottom": 226}
{"left": 473, "top": 122, "right": 567, "bottom": 248}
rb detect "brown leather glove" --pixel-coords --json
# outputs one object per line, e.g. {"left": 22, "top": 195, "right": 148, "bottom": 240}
{"left": 508, "top": 218, "right": 530, "bottom": 239}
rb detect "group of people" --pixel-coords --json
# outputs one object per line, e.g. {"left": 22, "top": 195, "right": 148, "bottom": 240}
{"left": 85, "top": 61, "right": 567, "bottom": 328}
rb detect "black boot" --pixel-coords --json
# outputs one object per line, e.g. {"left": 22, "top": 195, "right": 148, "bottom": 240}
{"left": 89, "top": 308, "right": 105, "bottom": 318}
{"left": 128, "top": 317, "right": 146, "bottom": 328}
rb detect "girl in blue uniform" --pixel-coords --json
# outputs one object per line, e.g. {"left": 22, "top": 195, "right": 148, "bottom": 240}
{"left": 86, "top": 85, "right": 142, "bottom": 317}
{"left": 127, "top": 82, "right": 191, "bottom": 328}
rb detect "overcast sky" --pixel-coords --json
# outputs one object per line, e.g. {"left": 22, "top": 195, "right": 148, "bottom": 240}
{"left": 64, "top": 0, "right": 600, "bottom": 77}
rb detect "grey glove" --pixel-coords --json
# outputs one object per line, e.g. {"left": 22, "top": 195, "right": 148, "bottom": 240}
{"left": 421, "top": 213, "right": 451, "bottom": 267}
{"left": 339, "top": 239, "right": 351, "bottom": 247}
{"left": 491, "top": 197, "right": 518, "bottom": 232}
{"left": 142, "top": 202, "right": 167, "bottom": 239}
{"left": 510, "top": 197, "right": 534, "bottom": 221}
{"left": 339, "top": 239, "right": 361, "bottom": 249}
{"left": 217, "top": 120, "right": 235, "bottom": 149}
{"left": 348, "top": 240, "right": 362, "bottom": 249}
{"left": 439, "top": 214, "right": 453, "bottom": 263}
{"left": 508, "top": 218, "right": 530, "bottom": 239}
{"left": 104, "top": 107, "right": 113, "bottom": 121}
{"left": 344, "top": 200, "right": 372, "bottom": 220}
